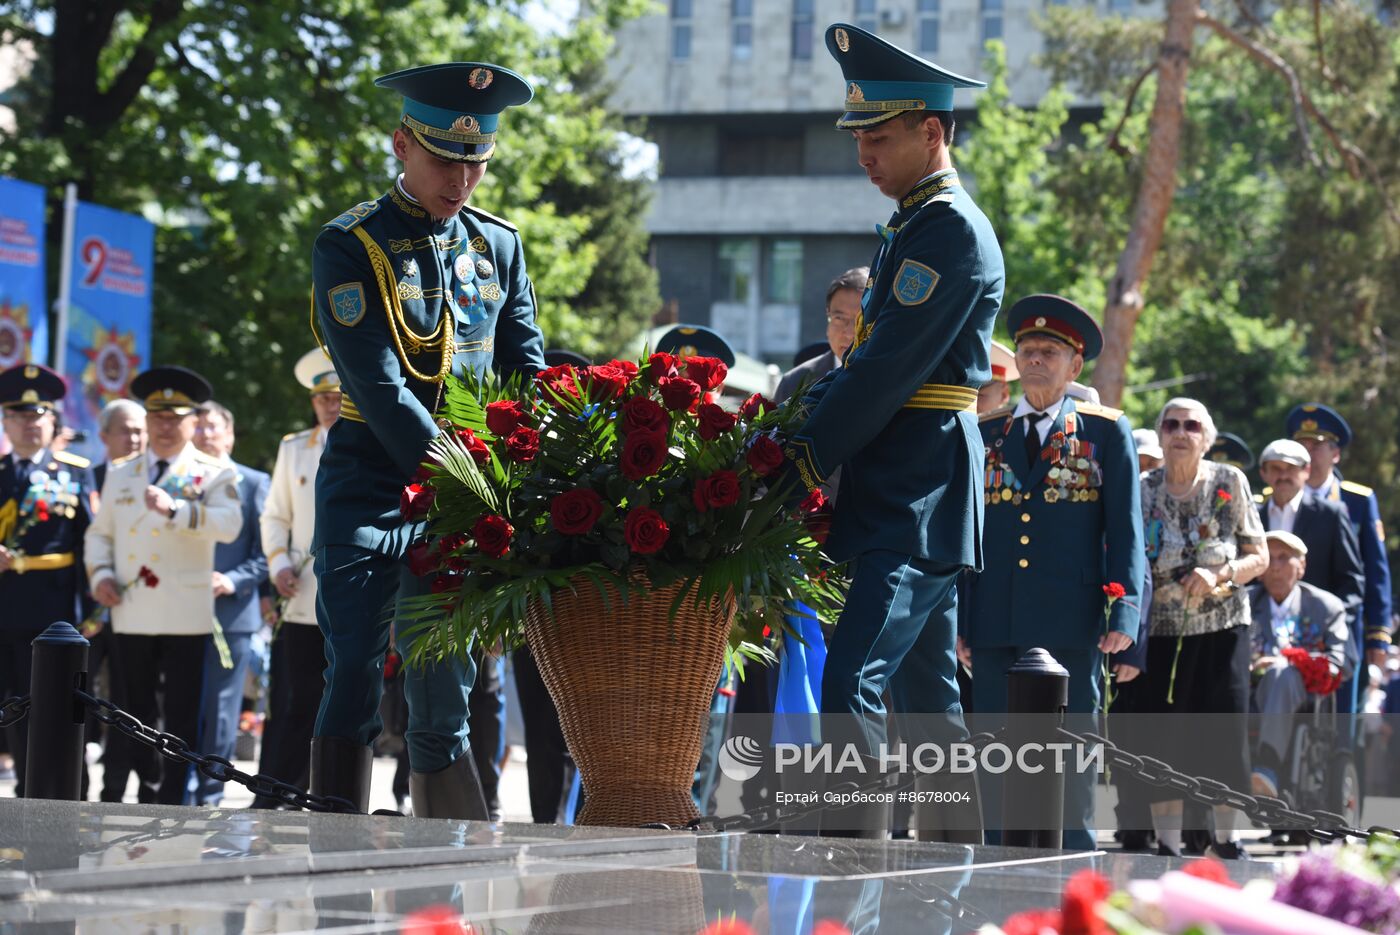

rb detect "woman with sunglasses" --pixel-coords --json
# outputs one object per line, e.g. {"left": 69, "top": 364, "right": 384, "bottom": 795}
{"left": 1138, "top": 397, "right": 1267, "bottom": 858}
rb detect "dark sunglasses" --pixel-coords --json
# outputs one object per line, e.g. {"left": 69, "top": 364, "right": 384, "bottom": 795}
{"left": 1161, "top": 418, "right": 1204, "bottom": 435}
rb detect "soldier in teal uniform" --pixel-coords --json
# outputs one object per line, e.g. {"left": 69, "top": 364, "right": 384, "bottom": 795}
{"left": 965, "top": 296, "right": 1144, "bottom": 849}
{"left": 781, "top": 23, "right": 1004, "bottom": 837}
{"left": 310, "top": 61, "right": 546, "bottom": 816}
{"left": 1287, "top": 403, "right": 1392, "bottom": 693}
{"left": 0, "top": 364, "right": 94, "bottom": 796}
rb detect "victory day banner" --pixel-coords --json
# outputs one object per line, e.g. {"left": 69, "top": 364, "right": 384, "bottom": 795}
{"left": 63, "top": 200, "right": 153, "bottom": 456}
{"left": 0, "top": 177, "right": 48, "bottom": 368}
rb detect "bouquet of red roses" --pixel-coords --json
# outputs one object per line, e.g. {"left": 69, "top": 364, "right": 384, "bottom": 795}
{"left": 1280, "top": 646, "right": 1344, "bottom": 695}
{"left": 396, "top": 353, "right": 844, "bottom": 670}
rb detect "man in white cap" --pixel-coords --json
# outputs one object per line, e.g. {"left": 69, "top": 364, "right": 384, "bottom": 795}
{"left": 251, "top": 349, "right": 341, "bottom": 807}
{"left": 1133, "top": 428, "right": 1164, "bottom": 474}
{"left": 1256, "top": 439, "right": 1363, "bottom": 640}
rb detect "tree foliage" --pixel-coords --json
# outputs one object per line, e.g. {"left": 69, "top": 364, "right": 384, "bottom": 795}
{"left": 0, "top": 0, "right": 660, "bottom": 467}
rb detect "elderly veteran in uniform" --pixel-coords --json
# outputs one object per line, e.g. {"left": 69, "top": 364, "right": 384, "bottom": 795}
{"left": 250, "top": 349, "right": 340, "bottom": 808}
{"left": 965, "top": 296, "right": 1143, "bottom": 849}
{"left": 1248, "top": 529, "right": 1354, "bottom": 798}
{"left": 0, "top": 364, "right": 95, "bottom": 797}
{"left": 1287, "top": 403, "right": 1392, "bottom": 671}
{"left": 780, "top": 23, "right": 1004, "bottom": 838}
{"left": 310, "top": 62, "right": 545, "bottom": 816}
{"left": 84, "top": 366, "right": 242, "bottom": 805}
{"left": 776, "top": 267, "right": 867, "bottom": 404}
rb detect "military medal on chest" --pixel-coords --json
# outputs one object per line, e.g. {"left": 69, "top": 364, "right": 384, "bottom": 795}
{"left": 1041, "top": 412, "right": 1103, "bottom": 504}
{"left": 450, "top": 247, "right": 487, "bottom": 325}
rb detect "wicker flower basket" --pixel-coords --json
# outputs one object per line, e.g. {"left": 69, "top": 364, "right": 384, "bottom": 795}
{"left": 523, "top": 574, "right": 735, "bottom": 828}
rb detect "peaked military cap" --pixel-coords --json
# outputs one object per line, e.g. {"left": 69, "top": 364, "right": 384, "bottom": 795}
{"left": 989, "top": 339, "right": 1018, "bottom": 382}
{"left": 825, "top": 22, "right": 986, "bottom": 129}
{"left": 655, "top": 324, "right": 736, "bottom": 368}
{"left": 1006, "top": 294, "right": 1104, "bottom": 362}
{"left": 0, "top": 363, "right": 66, "bottom": 413}
{"left": 543, "top": 349, "right": 591, "bottom": 369}
{"left": 375, "top": 62, "right": 534, "bottom": 163}
{"left": 130, "top": 365, "right": 212, "bottom": 415}
{"left": 1287, "top": 402, "right": 1352, "bottom": 448}
{"left": 1209, "top": 432, "right": 1256, "bottom": 470}
{"left": 295, "top": 348, "right": 341, "bottom": 394}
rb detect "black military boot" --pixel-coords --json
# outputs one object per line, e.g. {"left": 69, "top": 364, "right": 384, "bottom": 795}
{"left": 308, "top": 736, "right": 373, "bottom": 812}
{"left": 410, "top": 752, "right": 491, "bottom": 820}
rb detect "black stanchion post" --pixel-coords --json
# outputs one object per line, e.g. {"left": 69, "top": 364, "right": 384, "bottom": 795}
{"left": 25, "top": 622, "right": 90, "bottom": 801}
{"left": 1001, "top": 648, "right": 1069, "bottom": 849}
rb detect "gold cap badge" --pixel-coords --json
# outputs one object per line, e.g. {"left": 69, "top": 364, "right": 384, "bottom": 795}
{"left": 846, "top": 82, "right": 865, "bottom": 104}
{"left": 468, "top": 68, "right": 493, "bottom": 90}
{"left": 452, "top": 115, "right": 480, "bottom": 134}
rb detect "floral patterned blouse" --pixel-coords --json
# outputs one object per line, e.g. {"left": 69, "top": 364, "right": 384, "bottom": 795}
{"left": 1141, "top": 461, "right": 1265, "bottom": 637}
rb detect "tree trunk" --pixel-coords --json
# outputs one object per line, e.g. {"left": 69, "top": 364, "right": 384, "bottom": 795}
{"left": 1092, "top": 0, "right": 1200, "bottom": 406}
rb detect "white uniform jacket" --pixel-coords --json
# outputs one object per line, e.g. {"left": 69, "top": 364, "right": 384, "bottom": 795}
{"left": 259, "top": 425, "right": 326, "bottom": 625}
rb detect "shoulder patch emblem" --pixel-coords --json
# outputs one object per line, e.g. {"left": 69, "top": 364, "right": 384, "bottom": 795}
{"left": 328, "top": 283, "right": 367, "bottom": 327}
{"left": 893, "top": 259, "right": 940, "bottom": 306}
{"left": 324, "top": 201, "right": 380, "bottom": 232}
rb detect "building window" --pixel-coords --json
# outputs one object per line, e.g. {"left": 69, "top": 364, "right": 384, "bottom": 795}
{"left": 672, "top": 0, "right": 692, "bottom": 61}
{"left": 918, "top": 0, "right": 941, "bottom": 54}
{"left": 733, "top": 0, "right": 753, "bottom": 61}
{"left": 766, "top": 240, "right": 804, "bottom": 305}
{"left": 982, "top": 0, "right": 1003, "bottom": 41}
{"left": 854, "top": 0, "right": 878, "bottom": 33}
{"left": 792, "top": 0, "right": 814, "bottom": 60}
{"left": 718, "top": 239, "right": 757, "bottom": 303}
{"left": 718, "top": 128, "right": 806, "bottom": 176}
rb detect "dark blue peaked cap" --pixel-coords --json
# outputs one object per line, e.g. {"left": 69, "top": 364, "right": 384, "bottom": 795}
{"left": 376, "top": 63, "right": 533, "bottom": 163}
{"left": 825, "top": 22, "right": 986, "bottom": 129}
{"left": 1287, "top": 403, "right": 1352, "bottom": 448}
{"left": 1208, "top": 432, "right": 1255, "bottom": 471}
{"left": 0, "top": 363, "right": 66, "bottom": 412}
{"left": 655, "top": 325, "right": 736, "bottom": 368}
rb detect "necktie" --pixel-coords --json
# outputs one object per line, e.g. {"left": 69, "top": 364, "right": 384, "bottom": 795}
{"left": 152, "top": 459, "right": 169, "bottom": 484}
{"left": 16, "top": 458, "right": 31, "bottom": 477}
{"left": 1024, "top": 413, "right": 1045, "bottom": 466}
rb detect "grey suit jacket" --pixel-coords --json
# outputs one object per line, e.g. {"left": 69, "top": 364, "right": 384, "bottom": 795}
{"left": 1248, "top": 581, "right": 1354, "bottom": 677}
{"left": 775, "top": 350, "right": 838, "bottom": 404}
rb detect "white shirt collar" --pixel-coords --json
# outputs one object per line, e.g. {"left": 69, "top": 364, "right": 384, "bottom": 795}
{"left": 148, "top": 444, "right": 194, "bottom": 474}
{"left": 12, "top": 448, "right": 46, "bottom": 469}
{"left": 1269, "top": 488, "right": 1306, "bottom": 514}
{"left": 1269, "top": 587, "right": 1301, "bottom": 619}
{"left": 395, "top": 175, "right": 421, "bottom": 205}
{"left": 1012, "top": 394, "right": 1067, "bottom": 421}
{"left": 1306, "top": 475, "right": 1336, "bottom": 499}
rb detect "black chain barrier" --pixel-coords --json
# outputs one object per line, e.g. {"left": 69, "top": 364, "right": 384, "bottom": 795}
{"left": 75, "top": 689, "right": 360, "bottom": 814}
{"left": 0, "top": 695, "right": 29, "bottom": 729}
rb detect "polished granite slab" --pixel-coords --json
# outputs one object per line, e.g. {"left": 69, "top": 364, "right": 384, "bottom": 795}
{"left": 0, "top": 801, "right": 1279, "bottom": 934}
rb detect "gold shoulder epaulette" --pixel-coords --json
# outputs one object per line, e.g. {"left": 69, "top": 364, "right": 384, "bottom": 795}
{"left": 979, "top": 404, "right": 1013, "bottom": 423}
{"left": 1341, "top": 479, "right": 1375, "bottom": 497}
{"left": 192, "top": 450, "right": 227, "bottom": 468}
{"left": 53, "top": 450, "right": 91, "bottom": 468}
{"left": 1074, "top": 401, "right": 1125, "bottom": 421}
{"left": 463, "top": 204, "right": 517, "bottom": 232}
{"left": 281, "top": 427, "right": 314, "bottom": 443}
{"left": 111, "top": 451, "right": 142, "bottom": 467}
{"left": 324, "top": 200, "right": 380, "bottom": 232}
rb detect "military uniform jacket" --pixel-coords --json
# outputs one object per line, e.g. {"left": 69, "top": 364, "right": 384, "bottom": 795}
{"left": 1315, "top": 474, "right": 1392, "bottom": 649}
{"left": 0, "top": 448, "right": 94, "bottom": 633}
{"left": 966, "top": 396, "right": 1144, "bottom": 649}
{"left": 84, "top": 445, "right": 243, "bottom": 636}
{"left": 311, "top": 180, "right": 546, "bottom": 557}
{"left": 260, "top": 425, "right": 326, "bottom": 625}
{"left": 786, "top": 169, "right": 1005, "bottom": 566}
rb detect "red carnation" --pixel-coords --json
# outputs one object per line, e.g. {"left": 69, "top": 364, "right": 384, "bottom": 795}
{"left": 405, "top": 541, "right": 438, "bottom": 578}
{"left": 1059, "top": 869, "right": 1110, "bottom": 935}
{"left": 624, "top": 507, "right": 670, "bottom": 555}
{"left": 536, "top": 363, "right": 581, "bottom": 400}
{"left": 137, "top": 565, "right": 160, "bottom": 589}
{"left": 1217, "top": 490, "right": 1232, "bottom": 502}
{"left": 485, "top": 400, "right": 528, "bottom": 437}
{"left": 1181, "top": 857, "right": 1239, "bottom": 888}
{"left": 811, "top": 923, "right": 853, "bottom": 935}
{"left": 583, "top": 363, "right": 630, "bottom": 401}
{"left": 683, "top": 356, "right": 728, "bottom": 391}
{"left": 34, "top": 500, "right": 50, "bottom": 523}
{"left": 745, "top": 436, "right": 785, "bottom": 476}
{"left": 471, "top": 514, "right": 514, "bottom": 558}
{"left": 739, "top": 393, "right": 774, "bottom": 420}
{"left": 799, "top": 488, "right": 828, "bottom": 513}
{"left": 505, "top": 426, "right": 541, "bottom": 463}
{"left": 620, "top": 431, "right": 669, "bottom": 481}
{"left": 695, "top": 402, "right": 738, "bottom": 441}
{"left": 695, "top": 920, "right": 756, "bottom": 935}
{"left": 1001, "top": 909, "right": 1062, "bottom": 935}
{"left": 645, "top": 352, "right": 680, "bottom": 384}
{"left": 692, "top": 470, "right": 741, "bottom": 513}
{"left": 400, "top": 482, "right": 435, "bottom": 520}
{"left": 1102, "top": 582, "right": 1126, "bottom": 601}
{"left": 658, "top": 376, "right": 702, "bottom": 412}
{"left": 551, "top": 489, "right": 604, "bottom": 535}
{"left": 402, "top": 905, "right": 472, "bottom": 935}
{"left": 622, "top": 396, "right": 669, "bottom": 435}
{"left": 456, "top": 429, "right": 491, "bottom": 467}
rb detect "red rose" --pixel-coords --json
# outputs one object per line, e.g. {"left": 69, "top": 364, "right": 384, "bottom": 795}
{"left": 34, "top": 500, "right": 50, "bottom": 522}
{"left": 620, "top": 430, "right": 669, "bottom": 481}
{"left": 695, "top": 402, "right": 738, "bottom": 440}
{"left": 746, "top": 436, "right": 785, "bottom": 476}
{"left": 551, "top": 489, "right": 604, "bottom": 535}
{"left": 1059, "top": 870, "right": 1110, "bottom": 935}
{"left": 740, "top": 393, "right": 775, "bottom": 420}
{"left": 456, "top": 429, "right": 491, "bottom": 467}
{"left": 645, "top": 352, "right": 680, "bottom": 383}
{"left": 536, "top": 363, "right": 581, "bottom": 400}
{"left": 583, "top": 363, "right": 630, "bottom": 401}
{"left": 622, "top": 396, "right": 669, "bottom": 434}
{"left": 799, "top": 488, "right": 828, "bottom": 513}
{"left": 1181, "top": 857, "right": 1239, "bottom": 888}
{"left": 471, "top": 514, "right": 514, "bottom": 558}
{"left": 683, "top": 356, "right": 728, "bottom": 391}
{"left": 609, "top": 359, "right": 639, "bottom": 381}
{"left": 400, "top": 482, "right": 435, "bottom": 520}
{"left": 1001, "top": 909, "right": 1061, "bottom": 935}
{"left": 1102, "top": 582, "right": 1126, "bottom": 601}
{"left": 485, "top": 400, "right": 528, "bottom": 437}
{"left": 505, "top": 426, "right": 541, "bottom": 462}
{"left": 406, "top": 541, "right": 438, "bottom": 577}
{"left": 429, "top": 574, "right": 463, "bottom": 594}
{"left": 624, "top": 507, "right": 670, "bottom": 555}
{"left": 658, "top": 376, "right": 701, "bottom": 412}
{"left": 437, "top": 533, "right": 471, "bottom": 571}
{"left": 692, "top": 470, "right": 741, "bottom": 513}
